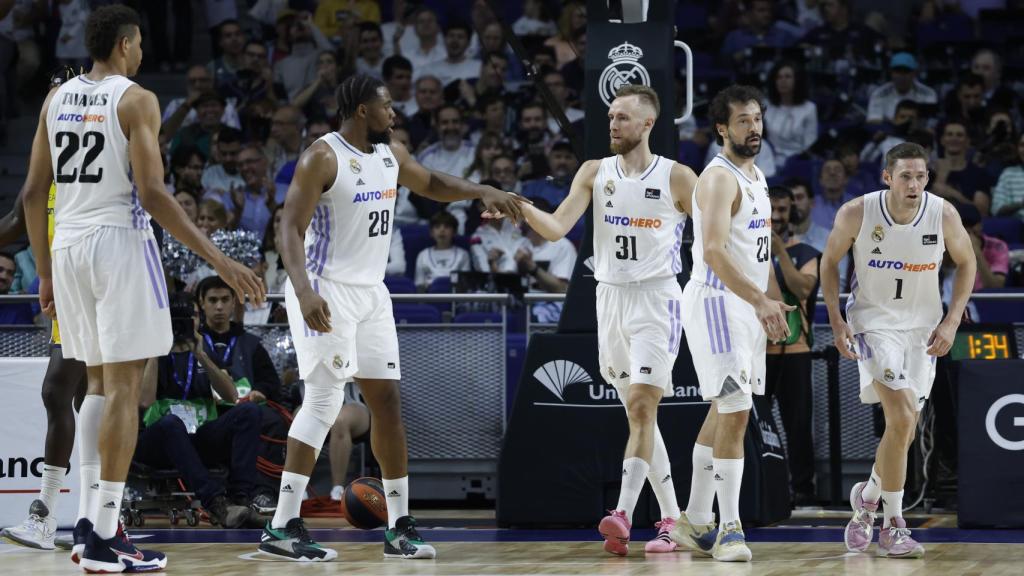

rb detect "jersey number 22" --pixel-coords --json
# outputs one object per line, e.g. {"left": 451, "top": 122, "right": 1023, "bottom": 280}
{"left": 55, "top": 131, "right": 105, "bottom": 184}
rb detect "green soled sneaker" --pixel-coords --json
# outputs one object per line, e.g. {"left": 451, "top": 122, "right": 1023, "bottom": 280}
{"left": 258, "top": 518, "right": 337, "bottom": 562}
{"left": 384, "top": 516, "right": 436, "bottom": 559}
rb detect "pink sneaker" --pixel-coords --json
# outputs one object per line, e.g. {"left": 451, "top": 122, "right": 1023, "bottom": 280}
{"left": 598, "top": 510, "right": 631, "bottom": 556}
{"left": 878, "top": 517, "right": 924, "bottom": 559}
{"left": 844, "top": 481, "right": 879, "bottom": 552}
{"left": 644, "top": 517, "right": 678, "bottom": 553}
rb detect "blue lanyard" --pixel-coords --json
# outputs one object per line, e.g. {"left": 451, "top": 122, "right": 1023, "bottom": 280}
{"left": 204, "top": 334, "right": 237, "bottom": 365}
{"left": 170, "top": 352, "right": 195, "bottom": 401}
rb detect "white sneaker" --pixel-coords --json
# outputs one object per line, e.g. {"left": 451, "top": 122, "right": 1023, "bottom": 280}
{"left": 330, "top": 485, "right": 344, "bottom": 501}
{"left": 711, "top": 520, "right": 752, "bottom": 562}
{"left": 1, "top": 500, "right": 57, "bottom": 550}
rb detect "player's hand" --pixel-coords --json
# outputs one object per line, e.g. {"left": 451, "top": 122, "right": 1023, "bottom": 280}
{"left": 214, "top": 258, "right": 266, "bottom": 307}
{"left": 230, "top": 184, "right": 245, "bottom": 212}
{"left": 479, "top": 186, "right": 530, "bottom": 224}
{"left": 514, "top": 248, "right": 533, "bottom": 272}
{"left": 927, "top": 319, "right": 957, "bottom": 356}
{"left": 755, "top": 295, "right": 795, "bottom": 342}
{"left": 299, "top": 289, "right": 332, "bottom": 333}
{"left": 38, "top": 276, "right": 56, "bottom": 319}
{"left": 770, "top": 231, "right": 786, "bottom": 256}
{"left": 830, "top": 318, "right": 860, "bottom": 360}
{"left": 248, "top": 390, "right": 267, "bottom": 403}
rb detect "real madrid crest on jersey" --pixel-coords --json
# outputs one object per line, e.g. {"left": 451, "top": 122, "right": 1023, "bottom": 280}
{"left": 872, "top": 225, "right": 885, "bottom": 242}
{"left": 598, "top": 42, "right": 651, "bottom": 107}
{"left": 349, "top": 158, "right": 361, "bottom": 174}
{"left": 604, "top": 179, "right": 615, "bottom": 196}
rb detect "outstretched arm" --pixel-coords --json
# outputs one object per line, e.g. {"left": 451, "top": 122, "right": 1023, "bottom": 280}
{"left": 519, "top": 159, "right": 597, "bottom": 242}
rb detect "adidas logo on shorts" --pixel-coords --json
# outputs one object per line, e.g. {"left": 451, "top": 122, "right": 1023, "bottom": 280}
{"left": 661, "top": 474, "right": 671, "bottom": 484}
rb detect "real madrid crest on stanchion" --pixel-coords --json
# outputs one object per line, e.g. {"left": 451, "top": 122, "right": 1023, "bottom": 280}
{"left": 598, "top": 42, "right": 650, "bottom": 107}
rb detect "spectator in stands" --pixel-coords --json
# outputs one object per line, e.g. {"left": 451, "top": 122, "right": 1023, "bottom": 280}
{"left": 169, "top": 92, "right": 228, "bottom": 159}
{"left": 464, "top": 131, "right": 506, "bottom": 183}
{"left": 415, "top": 211, "right": 471, "bottom": 290}
{"left": 383, "top": 55, "right": 416, "bottom": 117}
{"left": 766, "top": 185, "right": 820, "bottom": 506}
{"left": 720, "top": 0, "right": 799, "bottom": 63}
{"left": 861, "top": 100, "right": 919, "bottom": 165}
{"left": 933, "top": 119, "right": 995, "bottom": 215}
{"left": 866, "top": 53, "right": 937, "bottom": 125}
{"left": 558, "top": 26, "right": 586, "bottom": 91}
{"left": 234, "top": 40, "right": 283, "bottom": 110}
{"left": 394, "top": 6, "right": 445, "bottom": 70}
{"left": 457, "top": 51, "right": 510, "bottom": 112}
{"left": 470, "top": 198, "right": 527, "bottom": 274}
{"left": 811, "top": 158, "right": 854, "bottom": 229}
{"left": 292, "top": 51, "right": 340, "bottom": 120}
{"left": 542, "top": 69, "right": 584, "bottom": 135}
{"left": 521, "top": 140, "right": 577, "bottom": 208}
{"left": 545, "top": 1, "right": 585, "bottom": 68}
{"left": 516, "top": 102, "right": 553, "bottom": 159}
{"left": 418, "top": 105, "right": 475, "bottom": 177}
{"left": 175, "top": 190, "right": 200, "bottom": 224}
{"left": 800, "top": 0, "right": 882, "bottom": 60}
{"left": 490, "top": 154, "right": 521, "bottom": 194}
{"left": 169, "top": 146, "right": 207, "bottom": 197}
{"left": 417, "top": 20, "right": 478, "bottom": 87}
{"left": 55, "top": 0, "right": 89, "bottom": 68}
{"left": 202, "top": 127, "right": 245, "bottom": 208}
{"left": 478, "top": 21, "right": 522, "bottom": 81}
{"left": 162, "top": 66, "right": 241, "bottom": 139}
{"left": 943, "top": 74, "right": 986, "bottom": 139}
{"left": 137, "top": 293, "right": 261, "bottom": 528}
{"left": 786, "top": 178, "right": 830, "bottom": 251}
{"left": 265, "top": 105, "right": 305, "bottom": 185}
{"left": 198, "top": 199, "right": 228, "bottom": 237}
{"left": 328, "top": 382, "right": 371, "bottom": 501}
{"left": 765, "top": 61, "right": 818, "bottom": 167}
{"left": 0, "top": 252, "right": 33, "bottom": 325}
{"left": 315, "top": 0, "right": 380, "bottom": 41}
{"left": 837, "top": 141, "right": 878, "bottom": 198}
{"left": 274, "top": 11, "right": 333, "bottom": 100}
{"left": 993, "top": 132, "right": 1024, "bottom": 221}
{"left": 261, "top": 205, "right": 288, "bottom": 297}
{"left": 208, "top": 20, "right": 247, "bottom": 97}
{"left": 266, "top": 8, "right": 295, "bottom": 64}
{"left": 961, "top": 203, "right": 1010, "bottom": 290}
{"left": 971, "top": 48, "right": 1017, "bottom": 111}
{"left": 472, "top": 93, "right": 510, "bottom": 146}
{"left": 356, "top": 22, "right": 386, "bottom": 78}
{"left": 514, "top": 0, "right": 557, "bottom": 36}
{"left": 229, "top": 144, "right": 279, "bottom": 238}
{"left": 516, "top": 200, "right": 576, "bottom": 294}
{"left": 197, "top": 276, "right": 284, "bottom": 402}
{"left": 274, "top": 117, "right": 331, "bottom": 191}
{"left": 407, "top": 75, "right": 444, "bottom": 149}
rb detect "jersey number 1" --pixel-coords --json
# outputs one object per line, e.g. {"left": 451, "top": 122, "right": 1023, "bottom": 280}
{"left": 55, "top": 131, "right": 105, "bottom": 184}
{"left": 368, "top": 209, "right": 390, "bottom": 237}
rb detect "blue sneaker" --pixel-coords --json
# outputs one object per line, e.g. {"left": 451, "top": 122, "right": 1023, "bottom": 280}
{"left": 71, "top": 518, "right": 93, "bottom": 564}
{"left": 79, "top": 525, "right": 167, "bottom": 573}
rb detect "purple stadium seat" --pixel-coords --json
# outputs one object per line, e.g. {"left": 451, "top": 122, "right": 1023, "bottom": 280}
{"left": 384, "top": 276, "right": 416, "bottom": 294}
{"left": 392, "top": 303, "right": 441, "bottom": 324}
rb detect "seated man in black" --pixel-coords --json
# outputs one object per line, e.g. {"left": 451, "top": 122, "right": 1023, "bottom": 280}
{"left": 136, "top": 292, "right": 261, "bottom": 528}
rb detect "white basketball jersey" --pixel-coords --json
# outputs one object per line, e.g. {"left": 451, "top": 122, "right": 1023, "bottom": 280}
{"left": 591, "top": 155, "right": 685, "bottom": 284}
{"left": 46, "top": 75, "right": 144, "bottom": 249}
{"left": 304, "top": 133, "right": 399, "bottom": 286}
{"left": 846, "top": 190, "right": 944, "bottom": 333}
{"left": 689, "top": 154, "right": 772, "bottom": 292}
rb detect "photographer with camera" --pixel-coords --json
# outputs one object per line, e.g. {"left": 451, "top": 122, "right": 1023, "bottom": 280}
{"left": 135, "top": 292, "right": 262, "bottom": 528}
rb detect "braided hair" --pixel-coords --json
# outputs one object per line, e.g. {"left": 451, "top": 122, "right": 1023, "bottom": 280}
{"left": 336, "top": 74, "right": 386, "bottom": 122}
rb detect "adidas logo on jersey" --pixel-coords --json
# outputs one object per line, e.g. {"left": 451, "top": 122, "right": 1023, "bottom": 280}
{"left": 872, "top": 247, "right": 882, "bottom": 254}
{"left": 619, "top": 371, "right": 629, "bottom": 379}
{"left": 103, "top": 500, "right": 117, "bottom": 509}
{"left": 356, "top": 178, "right": 365, "bottom": 186}
{"left": 752, "top": 207, "right": 759, "bottom": 215}
{"left": 605, "top": 201, "right": 613, "bottom": 208}
{"left": 661, "top": 475, "right": 672, "bottom": 484}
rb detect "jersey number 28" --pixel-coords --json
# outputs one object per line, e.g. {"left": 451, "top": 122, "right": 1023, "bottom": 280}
{"left": 368, "top": 209, "right": 391, "bottom": 237}
{"left": 55, "top": 131, "right": 105, "bottom": 184}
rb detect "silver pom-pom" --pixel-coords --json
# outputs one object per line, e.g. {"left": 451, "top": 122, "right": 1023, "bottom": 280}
{"left": 267, "top": 328, "right": 297, "bottom": 374}
{"left": 211, "top": 229, "right": 263, "bottom": 268}
{"left": 161, "top": 235, "right": 199, "bottom": 280}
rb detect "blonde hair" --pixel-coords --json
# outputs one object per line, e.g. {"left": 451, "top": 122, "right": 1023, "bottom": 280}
{"left": 615, "top": 84, "right": 660, "bottom": 117}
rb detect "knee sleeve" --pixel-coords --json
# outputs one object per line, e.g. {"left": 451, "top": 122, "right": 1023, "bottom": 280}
{"left": 288, "top": 368, "right": 344, "bottom": 450}
{"left": 715, "top": 388, "right": 753, "bottom": 414}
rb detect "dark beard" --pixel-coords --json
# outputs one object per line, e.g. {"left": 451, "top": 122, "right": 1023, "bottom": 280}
{"left": 368, "top": 128, "right": 391, "bottom": 144}
{"left": 789, "top": 207, "right": 806, "bottom": 225}
{"left": 731, "top": 139, "right": 761, "bottom": 158}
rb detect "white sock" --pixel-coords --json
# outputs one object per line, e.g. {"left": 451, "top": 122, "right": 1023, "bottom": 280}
{"left": 647, "top": 426, "right": 681, "bottom": 519}
{"left": 615, "top": 457, "right": 649, "bottom": 522}
{"left": 39, "top": 465, "right": 65, "bottom": 513}
{"left": 685, "top": 444, "right": 715, "bottom": 525}
{"left": 862, "top": 466, "right": 882, "bottom": 503}
{"left": 881, "top": 490, "right": 904, "bottom": 528}
{"left": 271, "top": 471, "right": 309, "bottom": 529}
{"left": 77, "top": 394, "right": 104, "bottom": 524}
{"left": 94, "top": 481, "right": 125, "bottom": 540}
{"left": 382, "top": 476, "right": 409, "bottom": 529}
{"left": 713, "top": 458, "right": 744, "bottom": 526}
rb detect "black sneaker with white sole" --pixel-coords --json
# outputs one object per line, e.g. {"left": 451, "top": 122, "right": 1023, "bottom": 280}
{"left": 258, "top": 519, "right": 337, "bottom": 562}
{"left": 384, "top": 516, "right": 436, "bottom": 559}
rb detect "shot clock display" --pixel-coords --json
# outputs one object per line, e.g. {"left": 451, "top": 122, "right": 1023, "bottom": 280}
{"left": 949, "top": 325, "right": 1018, "bottom": 361}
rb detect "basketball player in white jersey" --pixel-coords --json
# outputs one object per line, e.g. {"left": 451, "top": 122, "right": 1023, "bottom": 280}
{"left": 515, "top": 84, "right": 699, "bottom": 556}
{"left": 673, "top": 85, "right": 792, "bottom": 563}
{"left": 259, "top": 74, "right": 525, "bottom": 562}
{"left": 20, "top": 6, "right": 264, "bottom": 572}
{"left": 823, "top": 142, "right": 975, "bottom": 559}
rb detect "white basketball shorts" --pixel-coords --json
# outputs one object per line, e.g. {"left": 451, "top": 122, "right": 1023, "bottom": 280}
{"left": 596, "top": 278, "right": 684, "bottom": 395}
{"left": 51, "top": 226, "right": 172, "bottom": 366}
{"left": 853, "top": 328, "right": 935, "bottom": 411}
{"left": 680, "top": 280, "right": 766, "bottom": 400}
{"left": 286, "top": 275, "right": 401, "bottom": 382}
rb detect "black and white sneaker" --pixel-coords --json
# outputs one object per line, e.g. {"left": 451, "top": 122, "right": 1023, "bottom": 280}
{"left": 258, "top": 519, "right": 337, "bottom": 562}
{"left": 384, "top": 516, "right": 436, "bottom": 559}
{"left": 250, "top": 492, "right": 277, "bottom": 515}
